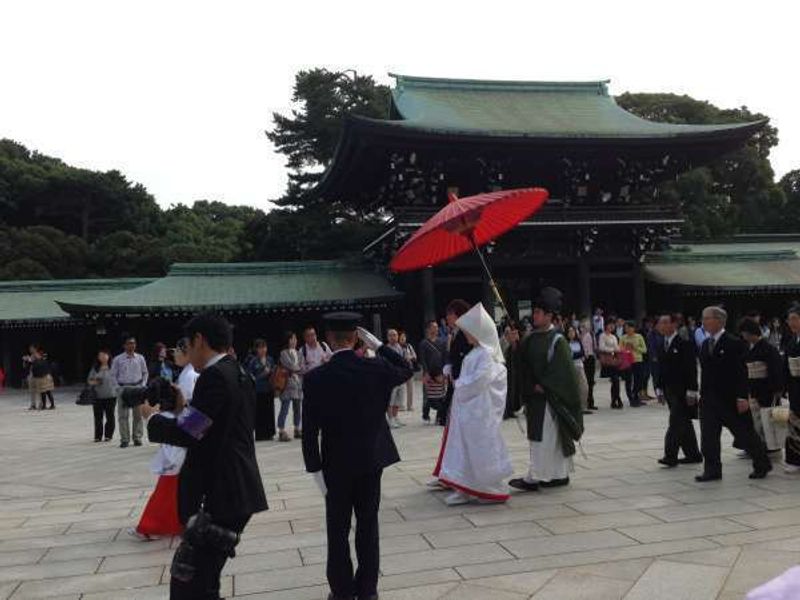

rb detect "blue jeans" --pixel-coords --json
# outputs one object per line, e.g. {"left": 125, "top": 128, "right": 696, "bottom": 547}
{"left": 278, "top": 395, "right": 301, "bottom": 429}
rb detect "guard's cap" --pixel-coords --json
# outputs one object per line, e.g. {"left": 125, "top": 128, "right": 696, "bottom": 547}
{"left": 323, "top": 311, "right": 363, "bottom": 332}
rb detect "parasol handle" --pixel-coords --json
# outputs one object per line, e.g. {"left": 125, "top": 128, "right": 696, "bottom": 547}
{"left": 469, "top": 236, "right": 511, "bottom": 322}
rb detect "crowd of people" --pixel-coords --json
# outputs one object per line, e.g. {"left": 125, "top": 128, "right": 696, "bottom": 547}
{"left": 14, "top": 295, "right": 800, "bottom": 600}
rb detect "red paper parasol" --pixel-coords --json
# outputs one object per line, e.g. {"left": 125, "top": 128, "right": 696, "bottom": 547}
{"left": 390, "top": 187, "right": 549, "bottom": 316}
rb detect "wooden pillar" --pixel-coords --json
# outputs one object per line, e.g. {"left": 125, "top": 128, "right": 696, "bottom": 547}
{"left": 633, "top": 262, "right": 646, "bottom": 321}
{"left": 372, "top": 313, "right": 382, "bottom": 338}
{"left": 421, "top": 269, "right": 436, "bottom": 325}
{"left": 578, "top": 257, "right": 591, "bottom": 319}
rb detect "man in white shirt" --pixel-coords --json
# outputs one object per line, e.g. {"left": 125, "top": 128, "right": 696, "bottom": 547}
{"left": 300, "top": 326, "right": 332, "bottom": 374}
{"left": 110, "top": 337, "right": 149, "bottom": 448}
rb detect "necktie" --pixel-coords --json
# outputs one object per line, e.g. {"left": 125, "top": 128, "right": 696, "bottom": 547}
{"left": 709, "top": 337, "right": 716, "bottom": 354}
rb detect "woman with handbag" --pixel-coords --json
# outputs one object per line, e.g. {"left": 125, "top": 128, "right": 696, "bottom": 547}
{"left": 87, "top": 350, "right": 117, "bottom": 442}
{"left": 278, "top": 332, "right": 303, "bottom": 442}
{"left": 30, "top": 345, "right": 56, "bottom": 410}
{"left": 598, "top": 322, "right": 623, "bottom": 409}
{"left": 619, "top": 321, "right": 647, "bottom": 407}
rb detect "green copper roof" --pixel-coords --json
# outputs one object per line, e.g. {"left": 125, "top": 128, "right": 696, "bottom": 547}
{"left": 386, "top": 74, "right": 765, "bottom": 139}
{"left": 57, "top": 261, "right": 402, "bottom": 316}
{"left": 0, "top": 278, "right": 152, "bottom": 325}
{"left": 645, "top": 240, "right": 800, "bottom": 290}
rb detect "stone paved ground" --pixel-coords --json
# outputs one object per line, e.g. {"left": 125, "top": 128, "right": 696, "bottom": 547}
{"left": 0, "top": 380, "right": 799, "bottom": 599}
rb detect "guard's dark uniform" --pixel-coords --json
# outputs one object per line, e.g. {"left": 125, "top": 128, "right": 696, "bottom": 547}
{"left": 656, "top": 333, "right": 702, "bottom": 464}
{"left": 302, "top": 330, "right": 412, "bottom": 600}
{"left": 698, "top": 332, "right": 771, "bottom": 480}
{"left": 148, "top": 355, "right": 268, "bottom": 599}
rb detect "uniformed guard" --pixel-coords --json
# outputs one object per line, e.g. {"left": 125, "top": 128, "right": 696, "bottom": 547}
{"left": 143, "top": 313, "right": 268, "bottom": 600}
{"left": 302, "top": 312, "right": 413, "bottom": 600}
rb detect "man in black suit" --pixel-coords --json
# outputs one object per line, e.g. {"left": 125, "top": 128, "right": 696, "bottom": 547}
{"left": 302, "top": 312, "right": 413, "bottom": 600}
{"left": 695, "top": 306, "right": 771, "bottom": 482}
{"left": 441, "top": 299, "right": 471, "bottom": 426}
{"left": 655, "top": 313, "right": 703, "bottom": 467}
{"left": 143, "top": 314, "right": 268, "bottom": 600}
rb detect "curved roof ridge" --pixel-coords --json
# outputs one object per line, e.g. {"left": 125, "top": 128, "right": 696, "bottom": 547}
{"left": 390, "top": 73, "right": 611, "bottom": 94}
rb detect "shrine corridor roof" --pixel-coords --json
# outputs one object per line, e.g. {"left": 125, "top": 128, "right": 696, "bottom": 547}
{"left": 55, "top": 261, "right": 401, "bottom": 317}
{"left": 645, "top": 239, "right": 800, "bottom": 293}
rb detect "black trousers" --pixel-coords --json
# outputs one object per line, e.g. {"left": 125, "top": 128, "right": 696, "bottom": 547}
{"left": 93, "top": 398, "right": 116, "bottom": 441}
{"left": 254, "top": 390, "right": 276, "bottom": 440}
{"left": 622, "top": 363, "right": 644, "bottom": 405}
{"left": 663, "top": 389, "right": 700, "bottom": 461}
{"left": 700, "top": 400, "right": 770, "bottom": 476}
{"left": 170, "top": 515, "right": 249, "bottom": 600}
{"left": 324, "top": 468, "right": 382, "bottom": 599}
{"left": 583, "top": 356, "right": 596, "bottom": 407}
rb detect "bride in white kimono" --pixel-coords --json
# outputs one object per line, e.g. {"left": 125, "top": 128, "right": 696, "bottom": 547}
{"left": 435, "top": 303, "right": 513, "bottom": 506}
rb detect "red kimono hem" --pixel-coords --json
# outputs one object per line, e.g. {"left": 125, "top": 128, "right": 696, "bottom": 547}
{"left": 438, "top": 477, "right": 510, "bottom": 502}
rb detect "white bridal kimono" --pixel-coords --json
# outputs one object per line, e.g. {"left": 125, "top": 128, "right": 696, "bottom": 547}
{"left": 436, "top": 305, "right": 513, "bottom": 501}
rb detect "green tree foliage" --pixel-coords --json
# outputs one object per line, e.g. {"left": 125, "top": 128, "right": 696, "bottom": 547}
{"left": 0, "top": 139, "right": 162, "bottom": 241}
{"left": 246, "top": 205, "right": 383, "bottom": 261}
{"left": 267, "top": 68, "right": 391, "bottom": 204}
{"left": 0, "top": 225, "right": 89, "bottom": 279}
{"left": 0, "top": 140, "right": 271, "bottom": 280}
{"left": 616, "top": 93, "right": 792, "bottom": 237}
{"left": 257, "top": 69, "right": 392, "bottom": 261}
{"left": 160, "top": 200, "right": 263, "bottom": 264}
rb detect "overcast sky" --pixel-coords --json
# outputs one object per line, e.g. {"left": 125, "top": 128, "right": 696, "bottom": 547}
{"left": 1, "top": 1, "right": 796, "bottom": 210}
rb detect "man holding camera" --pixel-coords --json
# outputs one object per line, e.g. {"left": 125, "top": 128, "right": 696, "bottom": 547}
{"left": 142, "top": 314, "right": 267, "bottom": 600}
{"left": 302, "top": 312, "right": 413, "bottom": 600}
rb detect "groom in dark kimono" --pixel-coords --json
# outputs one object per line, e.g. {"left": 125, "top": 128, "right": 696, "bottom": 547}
{"left": 509, "top": 287, "right": 583, "bottom": 492}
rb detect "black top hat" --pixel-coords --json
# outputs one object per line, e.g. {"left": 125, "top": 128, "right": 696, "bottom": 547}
{"left": 739, "top": 318, "right": 762, "bottom": 337}
{"left": 533, "top": 287, "right": 563, "bottom": 314}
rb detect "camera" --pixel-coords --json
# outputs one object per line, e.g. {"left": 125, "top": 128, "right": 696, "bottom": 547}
{"left": 171, "top": 510, "right": 241, "bottom": 583}
{"left": 144, "top": 376, "right": 178, "bottom": 412}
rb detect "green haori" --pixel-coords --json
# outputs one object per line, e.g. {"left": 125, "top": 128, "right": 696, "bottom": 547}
{"left": 515, "top": 329, "right": 584, "bottom": 457}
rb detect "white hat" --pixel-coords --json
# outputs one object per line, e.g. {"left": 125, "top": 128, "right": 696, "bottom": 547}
{"left": 456, "top": 303, "right": 504, "bottom": 364}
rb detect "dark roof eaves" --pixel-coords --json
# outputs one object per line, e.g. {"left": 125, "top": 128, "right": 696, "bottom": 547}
{"left": 348, "top": 115, "right": 767, "bottom": 144}
{"left": 57, "top": 292, "right": 404, "bottom": 316}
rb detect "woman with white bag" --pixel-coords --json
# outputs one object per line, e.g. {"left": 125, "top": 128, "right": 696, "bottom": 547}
{"left": 740, "top": 319, "right": 786, "bottom": 454}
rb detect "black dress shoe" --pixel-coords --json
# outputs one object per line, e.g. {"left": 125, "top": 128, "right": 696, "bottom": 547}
{"left": 658, "top": 458, "right": 678, "bottom": 467}
{"left": 357, "top": 595, "right": 378, "bottom": 600}
{"left": 119, "top": 441, "right": 129, "bottom": 448}
{"left": 508, "top": 478, "right": 539, "bottom": 492}
{"left": 133, "top": 440, "right": 143, "bottom": 447}
{"left": 678, "top": 457, "right": 703, "bottom": 464}
{"left": 695, "top": 473, "right": 722, "bottom": 482}
{"left": 749, "top": 464, "right": 773, "bottom": 479}
{"left": 539, "top": 477, "right": 570, "bottom": 488}
{"left": 327, "top": 593, "right": 354, "bottom": 600}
